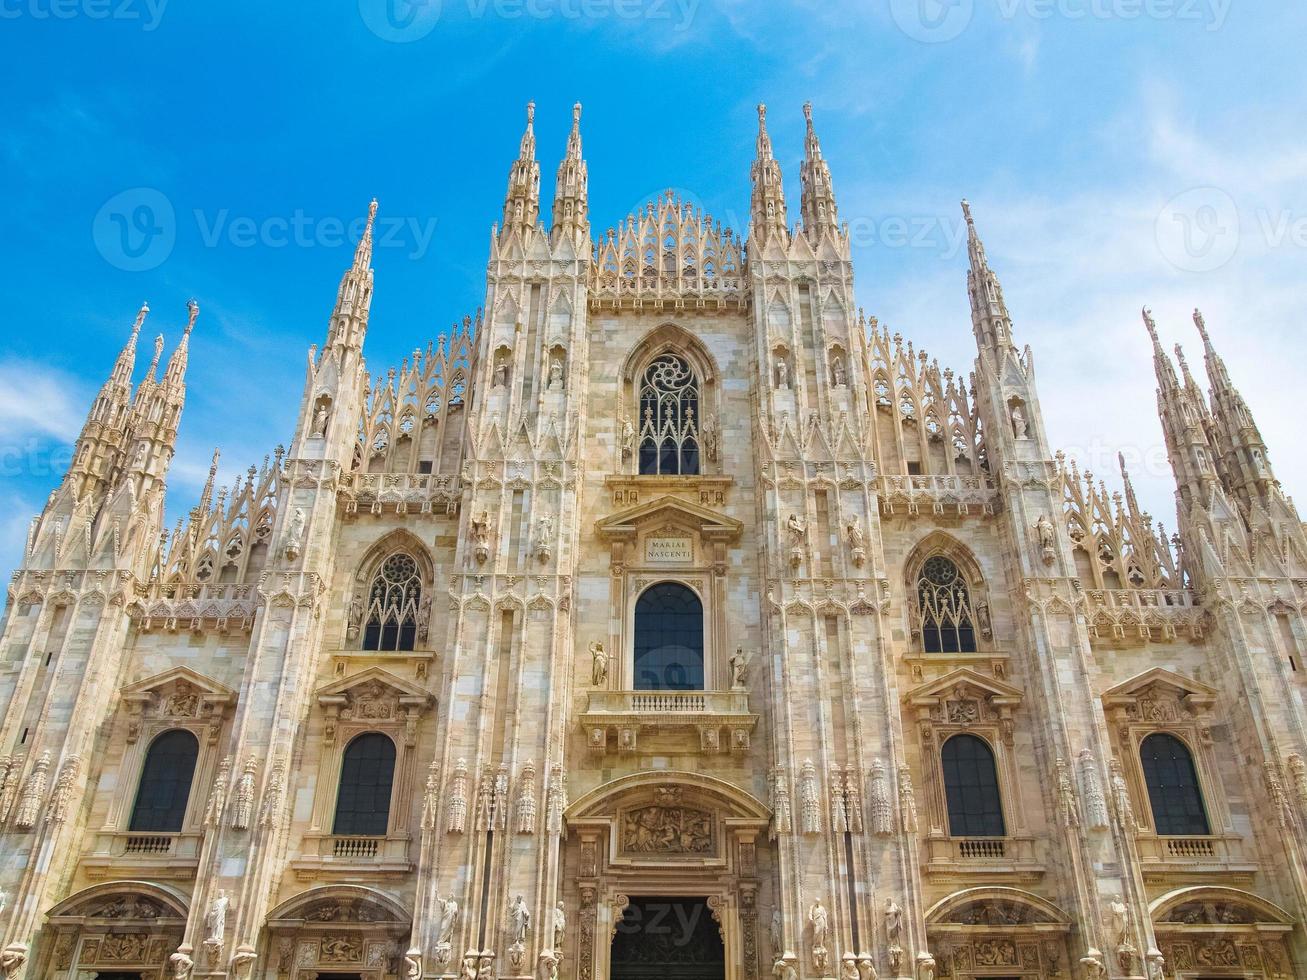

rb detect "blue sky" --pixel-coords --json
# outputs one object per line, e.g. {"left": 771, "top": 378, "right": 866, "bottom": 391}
{"left": 1, "top": 0, "right": 1305, "bottom": 581}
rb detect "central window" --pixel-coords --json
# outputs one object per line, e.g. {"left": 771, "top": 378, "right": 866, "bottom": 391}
{"left": 633, "top": 583, "right": 704, "bottom": 691}
{"left": 917, "top": 555, "right": 977, "bottom": 653}
{"left": 638, "top": 354, "right": 700, "bottom": 475}
{"left": 363, "top": 553, "right": 422, "bottom": 652}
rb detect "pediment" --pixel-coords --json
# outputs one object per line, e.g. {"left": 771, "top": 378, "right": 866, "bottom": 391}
{"left": 596, "top": 494, "right": 742, "bottom": 543}
{"left": 316, "top": 665, "right": 433, "bottom": 708}
{"left": 904, "top": 667, "right": 1024, "bottom": 708}
{"left": 1101, "top": 667, "right": 1217, "bottom": 713}
{"left": 121, "top": 666, "right": 235, "bottom": 710}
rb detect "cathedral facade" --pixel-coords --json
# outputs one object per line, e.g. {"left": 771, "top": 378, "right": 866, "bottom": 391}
{"left": 1, "top": 101, "right": 1306, "bottom": 980}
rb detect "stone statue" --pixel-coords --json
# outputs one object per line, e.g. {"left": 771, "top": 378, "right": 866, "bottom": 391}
{"left": 509, "top": 894, "right": 531, "bottom": 944}
{"left": 438, "top": 895, "right": 460, "bottom": 946}
{"left": 548, "top": 358, "right": 564, "bottom": 391}
{"left": 620, "top": 415, "right": 636, "bottom": 458}
{"left": 845, "top": 517, "right": 864, "bottom": 550}
{"left": 769, "top": 908, "right": 783, "bottom": 959}
{"left": 205, "top": 890, "right": 229, "bottom": 944}
{"left": 787, "top": 513, "right": 806, "bottom": 546}
{"left": 775, "top": 357, "right": 790, "bottom": 389}
{"left": 1035, "top": 513, "right": 1055, "bottom": 564}
{"left": 538, "top": 949, "right": 559, "bottom": 980}
{"left": 841, "top": 954, "right": 859, "bottom": 980}
{"left": 730, "top": 648, "right": 747, "bottom": 688}
{"left": 703, "top": 414, "right": 719, "bottom": 461}
{"left": 311, "top": 403, "right": 329, "bottom": 437}
{"left": 590, "top": 640, "right": 609, "bottom": 687}
{"left": 534, "top": 514, "right": 553, "bottom": 562}
{"left": 553, "top": 900, "right": 566, "bottom": 950}
{"left": 169, "top": 949, "right": 195, "bottom": 980}
{"left": 471, "top": 512, "right": 491, "bottom": 547}
{"left": 1011, "top": 402, "right": 1029, "bottom": 439}
{"left": 831, "top": 356, "right": 847, "bottom": 387}
{"left": 808, "top": 898, "right": 829, "bottom": 949}
{"left": 884, "top": 899, "right": 902, "bottom": 943}
{"left": 0, "top": 890, "right": 6, "bottom": 917}
{"left": 405, "top": 948, "right": 422, "bottom": 980}
{"left": 283, "top": 507, "right": 305, "bottom": 561}
{"left": 493, "top": 359, "right": 510, "bottom": 387}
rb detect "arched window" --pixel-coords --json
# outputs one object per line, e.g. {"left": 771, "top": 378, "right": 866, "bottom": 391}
{"left": 363, "top": 553, "right": 422, "bottom": 652}
{"left": 917, "top": 555, "right": 977, "bottom": 653}
{"left": 1140, "top": 733, "right": 1210, "bottom": 836}
{"left": 333, "top": 733, "right": 397, "bottom": 836}
{"left": 638, "top": 354, "right": 700, "bottom": 476}
{"left": 633, "top": 583, "right": 704, "bottom": 691}
{"left": 941, "top": 734, "right": 1006, "bottom": 837}
{"left": 128, "top": 730, "right": 199, "bottom": 833}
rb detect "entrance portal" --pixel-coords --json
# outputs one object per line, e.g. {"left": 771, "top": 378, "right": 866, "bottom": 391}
{"left": 611, "top": 896, "right": 725, "bottom": 980}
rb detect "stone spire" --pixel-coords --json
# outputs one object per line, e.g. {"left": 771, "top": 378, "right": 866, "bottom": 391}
{"left": 1144, "top": 307, "right": 1218, "bottom": 515}
{"left": 551, "top": 101, "right": 589, "bottom": 247}
{"left": 749, "top": 103, "right": 789, "bottom": 248}
{"left": 164, "top": 298, "right": 199, "bottom": 384}
{"left": 1193, "top": 308, "right": 1279, "bottom": 511}
{"left": 798, "top": 102, "right": 839, "bottom": 240}
{"left": 962, "top": 200, "right": 1015, "bottom": 352}
{"left": 326, "top": 200, "right": 378, "bottom": 352}
{"left": 502, "top": 101, "right": 541, "bottom": 239}
{"left": 64, "top": 303, "right": 151, "bottom": 500}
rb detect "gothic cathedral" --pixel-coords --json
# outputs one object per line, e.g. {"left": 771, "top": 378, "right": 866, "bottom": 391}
{"left": 2, "top": 102, "right": 1305, "bottom": 980}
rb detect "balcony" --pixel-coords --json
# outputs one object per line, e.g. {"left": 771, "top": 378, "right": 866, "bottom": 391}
{"left": 1135, "top": 834, "right": 1256, "bottom": 881}
{"left": 82, "top": 830, "right": 203, "bottom": 880}
{"left": 291, "top": 833, "right": 412, "bottom": 879}
{"left": 579, "top": 689, "right": 758, "bottom": 754}
{"left": 924, "top": 835, "right": 1044, "bottom": 880}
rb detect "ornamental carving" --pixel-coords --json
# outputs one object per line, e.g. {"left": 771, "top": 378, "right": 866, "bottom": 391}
{"left": 620, "top": 805, "right": 712, "bottom": 854}
{"left": 1161, "top": 901, "right": 1254, "bottom": 925}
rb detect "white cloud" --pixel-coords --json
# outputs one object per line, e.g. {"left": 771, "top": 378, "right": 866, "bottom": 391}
{"left": 0, "top": 361, "right": 86, "bottom": 444}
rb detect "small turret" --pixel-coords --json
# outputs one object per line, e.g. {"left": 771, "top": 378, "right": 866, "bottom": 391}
{"left": 798, "top": 102, "right": 839, "bottom": 241}
{"left": 749, "top": 104, "right": 789, "bottom": 248}
{"left": 550, "top": 102, "right": 589, "bottom": 248}
{"left": 502, "top": 101, "right": 541, "bottom": 240}
{"left": 962, "top": 200, "right": 1015, "bottom": 353}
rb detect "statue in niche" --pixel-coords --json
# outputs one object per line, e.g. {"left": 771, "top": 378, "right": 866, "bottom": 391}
{"left": 311, "top": 403, "right": 330, "bottom": 438}
{"left": 787, "top": 513, "right": 807, "bottom": 546}
{"left": 204, "top": 890, "right": 229, "bottom": 955}
{"left": 471, "top": 512, "right": 492, "bottom": 564}
{"left": 493, "top": 358, "right": 510, "bottom": 388}
{"left": 283, "top": 508, "right": 305, "bottom": 561}
{"left": 831, "top": 356, "right": 847, "bottom": 387}
{"left": 590, "top": 640, "right": 609, "bottom": 687}
{"left": 547, "top": 358, "right": 565, "bottom": 391}
{"left": 437, "top": 895, "right": 459, "bottom": 951}
{"left": 775, "top": 356, "right": 790, "bottom": 390}
{"left": 770, "top": 909, "right": 783, "bottom": 959}
{"left": 1035, "top": 513, "right": 1056, "bottom": 564}
{"left": 1010, "top": 402, "right": 1029, "bottom": 439}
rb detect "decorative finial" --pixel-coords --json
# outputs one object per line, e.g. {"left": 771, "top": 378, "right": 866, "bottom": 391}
{"left": 133, "top": 302, "right": 150, "bottom": 332}
{"left": 1141, "top": 306, "right": 1158, "bottom": 341}
{"left": 1193, "top": 307, "right": 1211, "bottom": 343}
{"left": 803, "top": 101, "right": 813, "bottom": 125}
{"left": 757, "top": 103, "right": 767, "bottom": 123}
{"left": 368, "top": 198, "right": 379, "bottom": 224}
{"left": 572, "top": 101, "right": 581, "bottom": 126}
{"left": 526, "top": 100, "right": 535, "bottom": 124}
{"left": 960, "top": 199, "right": 974, "bottom": 225}
{"left": 185, "top": 298, "right": 199, "bottom": 334}
{"left": 153, "top": 334, "right": 165, "bottom": 360}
